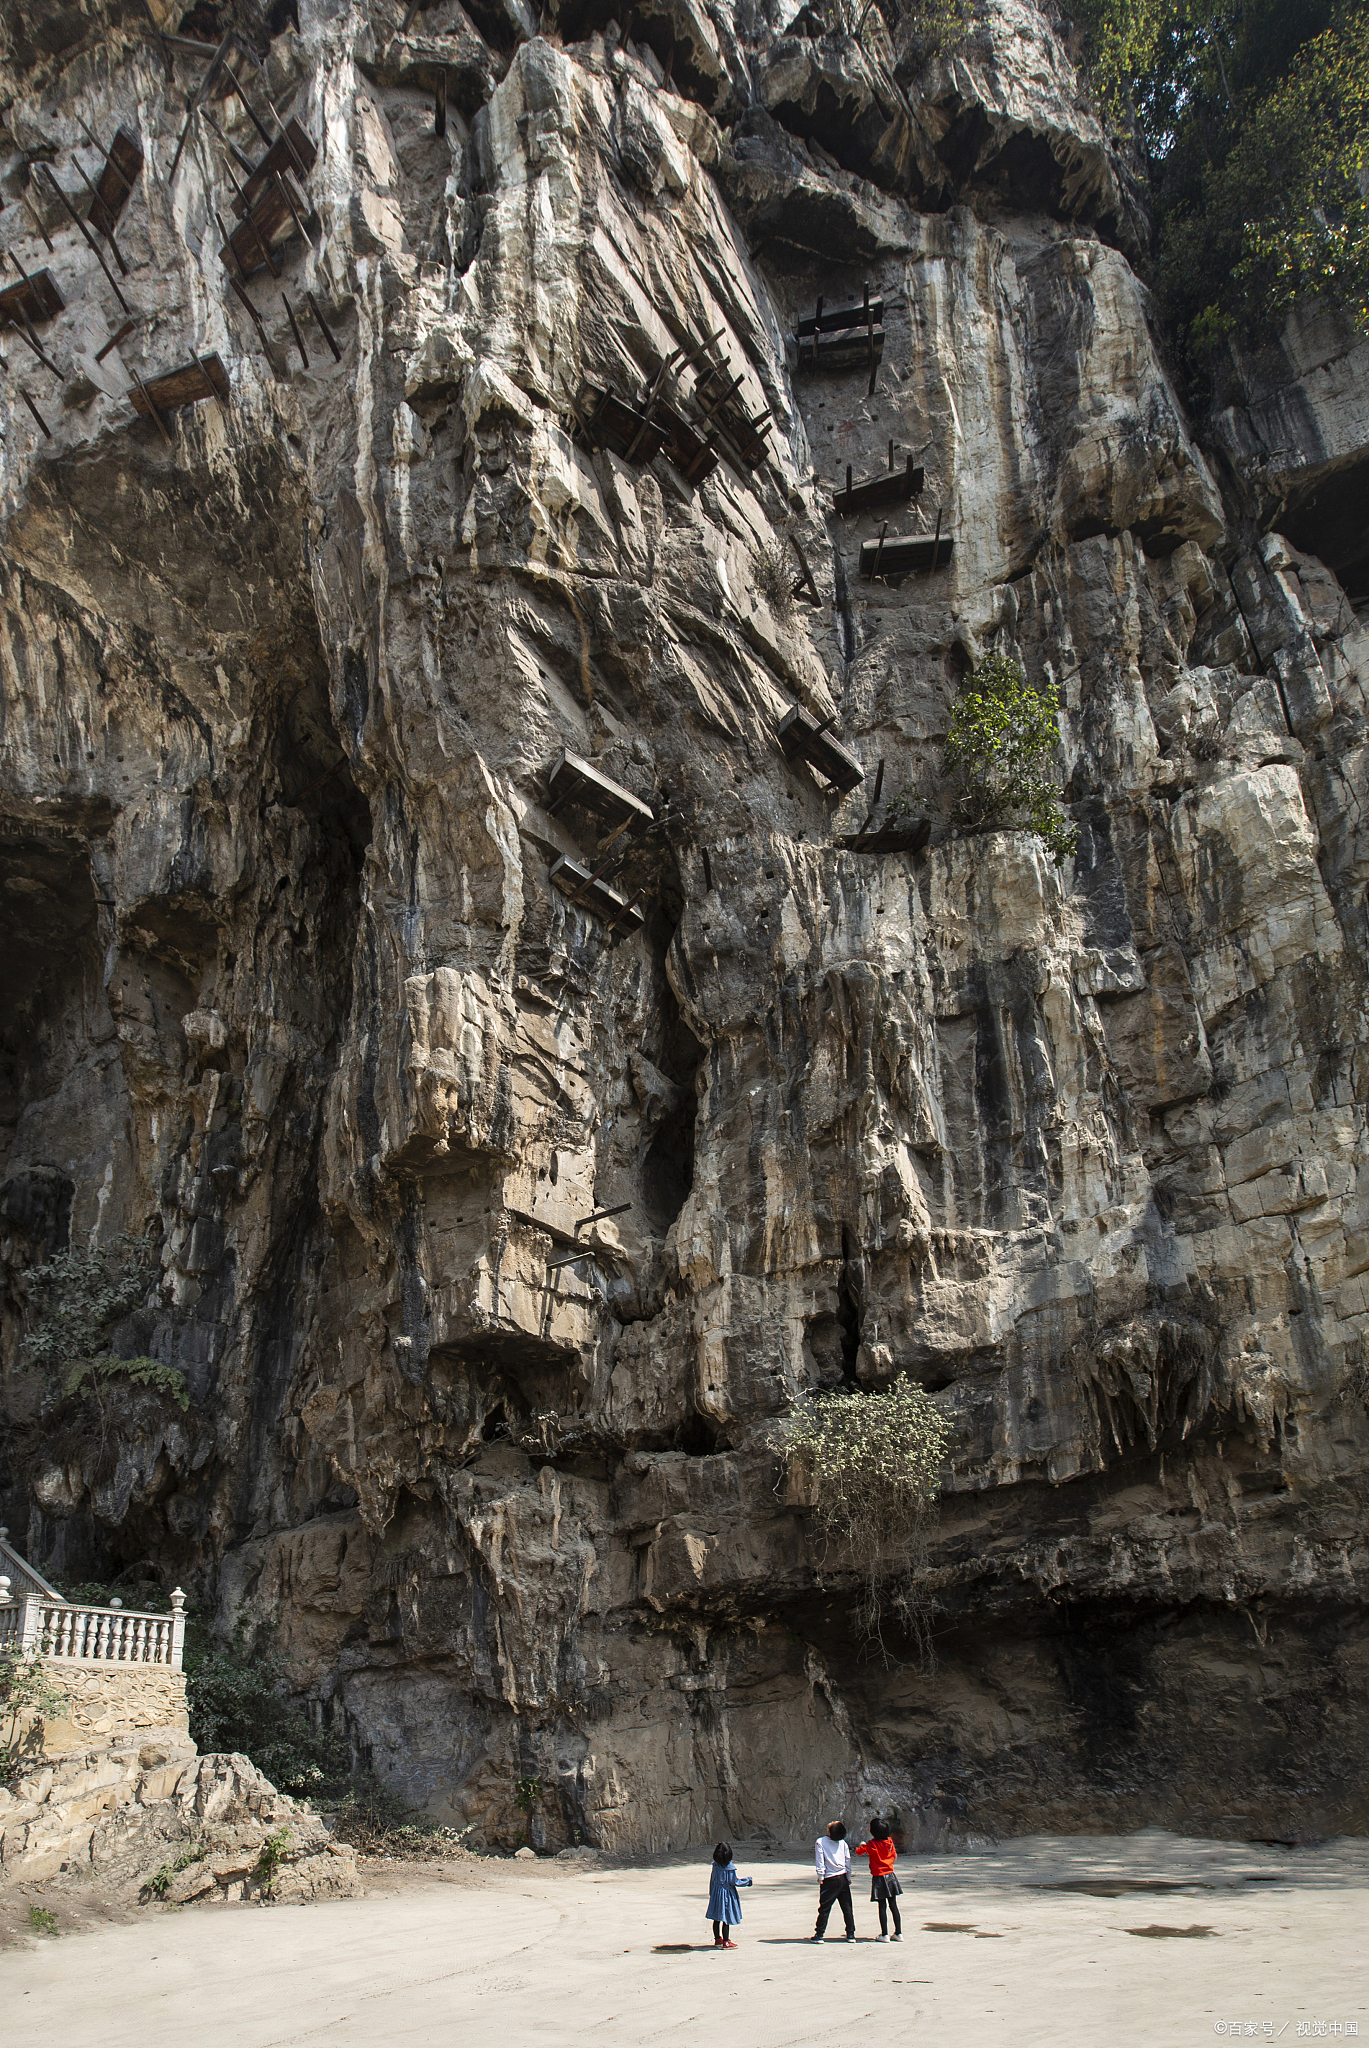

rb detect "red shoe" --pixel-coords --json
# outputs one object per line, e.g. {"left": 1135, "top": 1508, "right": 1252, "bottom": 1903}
{"left": 723, "top": 1940, "right": 738, "bottom": 1949}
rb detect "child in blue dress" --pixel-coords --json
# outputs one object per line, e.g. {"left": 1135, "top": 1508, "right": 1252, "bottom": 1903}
{"left": 706, "top": 1841, "right": 753, "bottom": 1947}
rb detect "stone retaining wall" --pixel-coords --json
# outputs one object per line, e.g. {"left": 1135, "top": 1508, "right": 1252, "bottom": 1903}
{"left": 35, "top": 1663, "right": 189, "bottom": 1751}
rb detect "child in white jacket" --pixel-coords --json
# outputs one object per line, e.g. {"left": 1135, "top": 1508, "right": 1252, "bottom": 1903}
{"left": 809, "top": 1820, "right": 855, "bottom": 1941}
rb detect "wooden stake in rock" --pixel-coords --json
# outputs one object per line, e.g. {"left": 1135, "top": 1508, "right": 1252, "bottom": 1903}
{"left": 18, "top": 386, "right": 52, "bottom": 438}
{"left": 96, "top": 318, "right": 137, "bottom": 363}
{"left": 168, "top": 28, "right": 235, "bottom": 179}
{"left": 130, "top": 365, "right": 174, "bottom": 448}
{"left": 11, "top": 309, "right": 59, "bottom": 376}
{"left": 271, "top": 168, "right": 315, "bottom": 248}
{"left": 306, "top": 291, "right": 343, "bottom": 362}
{"left": 68, "top": 149, "right": 128, "bottom": 275}
{"left": 282, "top": 292, "right": 310, "bottom": 369}
{"left": 37, "top": 164, "right": 131, "bottom": 315}
{"left": 20, "top": 194, "right": 55, "bottom": 254}
{"left": 189, "top": 346, "right": 225, "bottom": 409}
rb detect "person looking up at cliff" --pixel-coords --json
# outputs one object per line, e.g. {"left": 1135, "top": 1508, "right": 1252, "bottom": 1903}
{"left": 854, "top": 1818, "right": 903, "bottom": 1941}
{"left": 706, "top": 1841, "right": 752, "bottom": 1947}
{"left": 810, "top": 1819, "right": 855, "bottom": 1942}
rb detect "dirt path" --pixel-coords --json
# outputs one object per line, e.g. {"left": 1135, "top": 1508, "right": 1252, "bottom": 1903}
{"left": 4, "top": 1831, "right": 1365, "bottom": 2048}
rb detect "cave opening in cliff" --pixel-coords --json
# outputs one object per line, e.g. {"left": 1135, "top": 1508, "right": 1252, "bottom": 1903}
{"left": 1276, "top": 460, "right": 1369, "bottom": 610}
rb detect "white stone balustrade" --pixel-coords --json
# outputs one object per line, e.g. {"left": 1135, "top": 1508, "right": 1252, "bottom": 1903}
{"left": 0, "top": 1530, "right": 185, "bottom": 1670}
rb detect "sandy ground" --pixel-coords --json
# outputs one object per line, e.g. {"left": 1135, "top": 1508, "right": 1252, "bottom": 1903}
{"left": 3, "top": 1830, "right": 1365, "bottom": 2048}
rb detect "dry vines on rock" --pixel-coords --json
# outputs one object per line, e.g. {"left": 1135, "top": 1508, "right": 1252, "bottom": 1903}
{"left": 778, "top": 1380, "right": 951, "bottom": 1661}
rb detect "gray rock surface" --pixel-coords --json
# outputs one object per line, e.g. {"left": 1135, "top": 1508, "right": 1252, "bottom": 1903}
{"left": 0, "top": 0, "right": 1366, "bottom": 1854}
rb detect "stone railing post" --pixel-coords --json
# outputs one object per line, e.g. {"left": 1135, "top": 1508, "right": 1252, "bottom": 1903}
{"left": 18, "top": 1593, "right": 42, "bottom": 1657}
{"left": 170, "top": 1588, "right": 186, "bottom": 1671}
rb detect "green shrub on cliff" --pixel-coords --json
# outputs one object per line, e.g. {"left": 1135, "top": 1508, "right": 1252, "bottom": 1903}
{"left": 185, "top": 1646, "right": 350, "bottom": 1795}
{"left": 943, "top": 655, "right": 1078, "bottom": 865}
{"left": 21, "top": 1235, "right": 188, "bottom": 1409}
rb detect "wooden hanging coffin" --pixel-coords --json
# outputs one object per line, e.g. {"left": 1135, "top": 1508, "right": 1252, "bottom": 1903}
{"left": 88, "top": 128, "right": 143, "bottom": 239}
{"left": 231, "top": 121, "right": 318, "bottom": 217}
{"left": 127, "top": 352, "right": 230, "bottom": 420}
{"left": 690, "top": 359, "right": 771, "bottom": 468}
{"left": 859, "top": 531, "right": 954, "bottom": 580}
{"left": 577, "top": 383, "right": 668, "bottom": 464}
{"left": 219, "top": 176, "right": 309, "bottom": 278}
{"left": 547, "top": 750, "right": 655, "bottom": 835}
{"left": 778, "top": 705, "right": 865, "bottom": 792}
{"left": 656, "top": 401, "right": 719, "bottom": 487}
{"left": 836, "top": 817, "right": 932, "bottom": 855}
{"left": 833, "top": 454, "right": 923, "bottom": 517}
{"left": 796, "top": 293, "right": 884, "bottom": 375}
{"left": 548, "top": 855, "right": 647, "bottom": 933}
{"left": 0, "top": 270, "right": 64, "bottom": 327}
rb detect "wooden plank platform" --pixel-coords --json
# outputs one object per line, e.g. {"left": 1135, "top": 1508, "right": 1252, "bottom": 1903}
{"left": 127, "top": 353, "right": 230, "bottom": 419}
{"left": 778, "top": 705, "right": 865, "bottom": 792}
{"left": 859, "top": 532, "right": 954, "bottom": 579}
{"left": 577, "top": 384, "right": 668, "bottom": 464}
{"left": 219, "top": 178, "right": 305, "bottom": 278}
{"left": 836, "top": 817, "right": 931, "bottom": 854}
{"left": 549, "top": 855, "right": 647, "bottom": 932}
{"left": 833, "top": 455, "right": 923, "bottom": 517}
{"left": 547, "top": 751, "right": 654, "bottom": 834}
{"left": 231, "top": 120, "right": 317, "bottom": 218}
{"left": 797, "top": 326, "right": 883, "bottom": 375}
{"left": 0, "top": 270, "right": 64, "bottom": 327}
{"left": 797, "top": 297, "right": 885, "bottom": 338}
{"left": 89, "top": 128, "right": 143, "bottom": 239}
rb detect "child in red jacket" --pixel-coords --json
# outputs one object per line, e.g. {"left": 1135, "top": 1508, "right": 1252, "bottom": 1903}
{"left": 855, "top": 1819, "right": 903, "bottom": 1940}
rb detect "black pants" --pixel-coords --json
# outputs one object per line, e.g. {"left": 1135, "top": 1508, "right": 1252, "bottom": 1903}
{"left": 815, "top": 1875, "right": 855, "bottom": 1937}
{"left": 713, "top": 1921, "right": 731, "bottom": 1942}
{"left": 876, "top": 1891, "right": 902, "bottom": 1936}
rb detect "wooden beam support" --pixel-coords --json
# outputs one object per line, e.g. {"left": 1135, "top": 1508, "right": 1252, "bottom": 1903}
{"left": 18, "top": 386, "right": 52, "bottom": 438}
{"left": 307, "top": 290, "right": 343, "bottom": 362}
{"left": 282, "top": 292, "right": 309, "bottom": 369}
{"left": 37, "top": 164, "right": 131, "bottom": 314}
{"left": 68, "top": 149, "right": 128, "bottom": 274}
{"left": 777, "top": 704, "right": 864, "bottom": 792}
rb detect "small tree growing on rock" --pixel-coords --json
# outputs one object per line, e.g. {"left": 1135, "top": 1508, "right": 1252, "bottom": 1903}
{"left": 0, "top": 1651, "right": 67, "bottom": 1781}
{"left": 943, "top": 654, "right": 1078, "bottom": 865}
{"left": 778, "top": 1380, "right": 951, "bottom": 1660}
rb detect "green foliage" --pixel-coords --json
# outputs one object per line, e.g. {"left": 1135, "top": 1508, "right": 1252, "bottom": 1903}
{"left": 897, "top": 0, "right": 975, "bottom": 63}
{"left": 21, "top": 1234, "right": 188, "bottom": 1409}
{"left": 254, "top": 1827, "right": 294, "bottom": 1897}
{"left": 778, "top": 1379, "right": 951, "bottom": 1654}
{"left": 1069, "top": 0, "right": 1366, "bottom": 360}
{"left": 943, "top": 655, "right": 1077, "bottom": 865}
{"left": 28, "top": 1905, "right": 59, "bottom": 1936}
{"left": 64, "top": 1357, "right": 191, "bottom": 1409}
{"left": 1233, "top": 15, "right": 1369, "bottom": 329}
{"left": 185, "top": 1645, "right": 351, "bottom": 1796}
{"left": 1, "top": 1652, "right": 68, "bottom": 1780}
{"left": 142, "top": 1845, "right": 205, "bottom": 1900}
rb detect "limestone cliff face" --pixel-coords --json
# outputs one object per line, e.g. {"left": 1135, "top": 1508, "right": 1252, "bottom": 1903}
{"left": 1, "top": 0, "right": 1366, "bottom": 1852}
